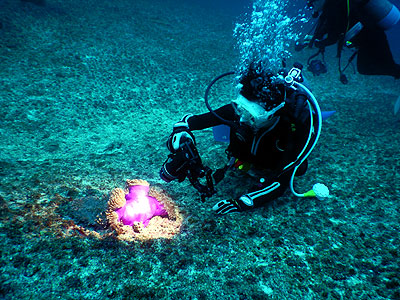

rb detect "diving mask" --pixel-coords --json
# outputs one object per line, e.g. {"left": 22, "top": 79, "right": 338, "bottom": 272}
{"left": 233, "top": 94, "right": 285, "bottom": 129}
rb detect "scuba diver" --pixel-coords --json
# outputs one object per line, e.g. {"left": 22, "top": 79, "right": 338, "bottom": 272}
{"left": 296, "top": 0, "right": 400, "bottom": 82}
{"left": 160, "top": 62, "right": 328, "bottom": 214}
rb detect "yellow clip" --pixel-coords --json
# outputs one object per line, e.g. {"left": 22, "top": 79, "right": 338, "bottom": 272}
{"left": 235, "top": 159, "right": 252, "bottom": 173}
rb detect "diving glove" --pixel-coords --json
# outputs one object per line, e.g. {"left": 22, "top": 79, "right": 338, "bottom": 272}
{"left": 167, "top": 114, "right": 194, "bottom": 153}
{"left": 212, "top": 195, "right": 254, "bottom": 215}
{"left": 173, "top": 114, "right": 192, "bottom": 131}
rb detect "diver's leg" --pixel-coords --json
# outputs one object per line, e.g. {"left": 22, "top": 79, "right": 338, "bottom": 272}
{"left": 356, "top": 28, "right": 400, "bottom": 78}
{"left": 242, "top": 172, "right": 292, "bottom": 208}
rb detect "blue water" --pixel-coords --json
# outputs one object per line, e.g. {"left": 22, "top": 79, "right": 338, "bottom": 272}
{"left": 1, "top": 0, "right": 399, "bottom": 299}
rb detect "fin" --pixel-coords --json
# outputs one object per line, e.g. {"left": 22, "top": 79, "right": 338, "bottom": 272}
{"left": 321, "top": 110, "right": 336, "bottom": 121}
{"left": 356, "top": 28, "right": 400, "bottom": 78}
{"left": 394, "top": 95, "right": 400, "bottom": 117}
{"left": 386, "top": 26, "right": 400, "bottom": 63}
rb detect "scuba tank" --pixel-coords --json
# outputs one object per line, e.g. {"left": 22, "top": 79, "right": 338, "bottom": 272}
{"left": 355, "top": 0, "right": 400, "bottom": 30}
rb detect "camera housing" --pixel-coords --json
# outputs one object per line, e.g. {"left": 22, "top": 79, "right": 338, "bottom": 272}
{"left": 160, "top": 136, "right": 201, "bottom": 183}
{"left": 160, "top": 135, "right": 215, "bottom": 201}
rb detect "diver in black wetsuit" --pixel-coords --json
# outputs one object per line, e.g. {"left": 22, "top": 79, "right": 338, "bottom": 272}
{"left": 298, "top": 0, "right": 400, "bottom": 79}
{"left": 161, "top": 63, "right": 327, "bottom": 214}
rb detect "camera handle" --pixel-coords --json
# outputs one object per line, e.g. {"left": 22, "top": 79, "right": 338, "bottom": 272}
{"left": 188, "top": 166, "right": 215, "bottom": 202}
{"left": 180, "top": 139, "right": 216, "bottom": 201}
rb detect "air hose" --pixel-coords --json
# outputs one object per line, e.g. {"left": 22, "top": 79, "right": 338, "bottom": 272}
{"left": 204, "top": 71, "right": 236, "bottom": 127}
{"left": 285, "top": 80, "right": 329, "bottom": 199}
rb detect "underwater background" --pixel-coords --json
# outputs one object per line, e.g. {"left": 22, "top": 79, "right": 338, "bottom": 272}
{"left": 1, "top": 0, "right": 400, "bottom": 299}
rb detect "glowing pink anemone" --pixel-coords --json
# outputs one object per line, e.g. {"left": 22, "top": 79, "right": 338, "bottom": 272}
{"left": 114, "top": 184, "right": 168, "bottom": 227}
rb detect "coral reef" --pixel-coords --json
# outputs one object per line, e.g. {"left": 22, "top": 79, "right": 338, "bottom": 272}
{"left": 0, "top": 181, "right": 182, "bottom": 244}
{"left": 108, "top": 179, "right": 167, "bottom": 227}
{"left": 105, "top": 179, "right": 183, "bottom": 242}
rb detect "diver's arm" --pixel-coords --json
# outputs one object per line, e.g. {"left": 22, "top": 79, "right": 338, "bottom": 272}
{"left": 314, "top": 36, "right": 339, "bottom": 48}
{"left": 187, "top": 104, "right": 236, "bottom": 130}
{"left": 167, "top": 104, "right": 235, "bottom": 152}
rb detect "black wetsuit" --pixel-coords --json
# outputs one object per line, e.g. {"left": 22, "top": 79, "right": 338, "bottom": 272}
{"left": 187, "top": 92, "right": 312, "bottom": 208}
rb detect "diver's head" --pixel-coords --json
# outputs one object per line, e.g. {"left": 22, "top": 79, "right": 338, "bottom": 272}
{"left": 234, "top": 62, "right": 286, "bottom": 130}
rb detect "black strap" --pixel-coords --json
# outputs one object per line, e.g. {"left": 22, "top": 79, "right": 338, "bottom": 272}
{"left": 307, "top": 48, "right": 325, "bottom": 66}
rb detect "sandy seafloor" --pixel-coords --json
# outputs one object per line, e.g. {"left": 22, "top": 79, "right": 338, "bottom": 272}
{"left": 1, "top": 0, "right": 400, "bottom": 299}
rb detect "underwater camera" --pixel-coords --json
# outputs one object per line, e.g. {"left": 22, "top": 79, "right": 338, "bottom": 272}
{"left": 160, "top": 136, "right": 215, "bottom": 201}
{"left": 307, "top": 59, "right": 327, "bottom": 76}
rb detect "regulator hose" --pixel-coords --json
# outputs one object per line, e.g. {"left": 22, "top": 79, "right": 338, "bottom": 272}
{"left": 204, "top": 71, "right": 236, "bottom": 127}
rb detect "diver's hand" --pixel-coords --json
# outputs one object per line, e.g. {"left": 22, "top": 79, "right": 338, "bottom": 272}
{"left": 212, "top": 196, "right": 254, "bottom": 215}
{"left": 212, "top": 199, "right": 240, "bottom": 214}
{"left": 167, "top": 130, "right": 195, "bottom": 153}
{"left": 167, "top": 114, "right": 194, "bottom": 152}
{"left": 173, "top": 114, "right": 192, "bottom": 132}
{"left": 313, "top": 39, "right": 324, "bottom": 49}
